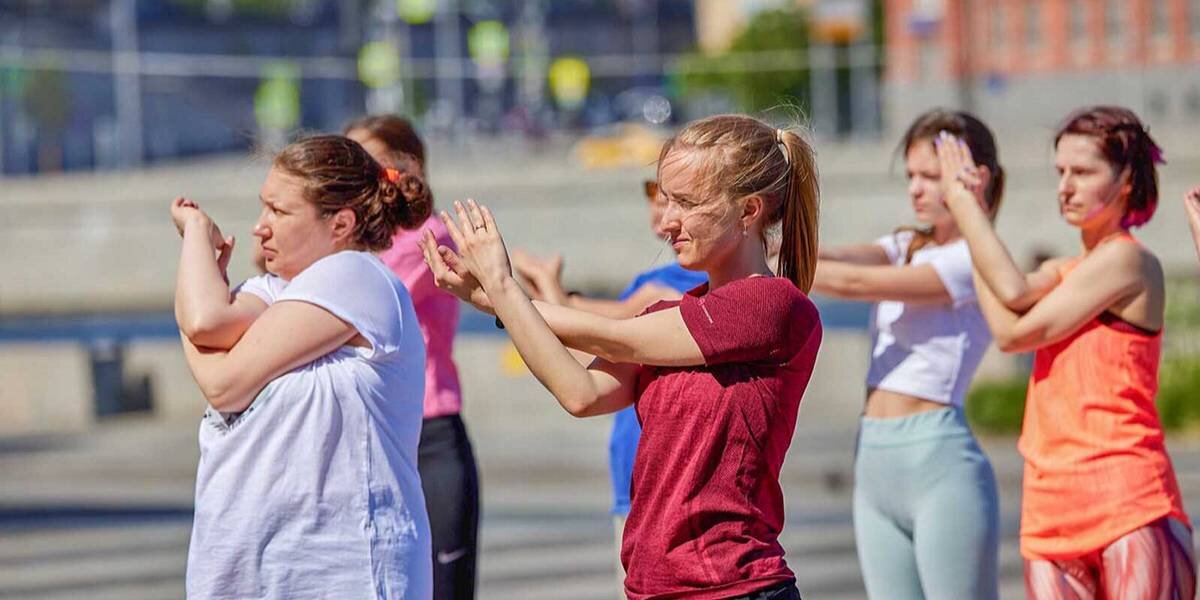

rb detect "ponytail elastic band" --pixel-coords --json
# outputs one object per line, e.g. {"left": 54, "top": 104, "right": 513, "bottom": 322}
{"left": 775, "top": 129, "right": 790, "bottom": 165}
{"left": 382, "top": 167, "right": 402, "bottom": 184}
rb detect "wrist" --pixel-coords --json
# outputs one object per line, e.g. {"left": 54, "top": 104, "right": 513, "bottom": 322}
{"left": 184, "top": 213, "right": 213, "bottom": 233}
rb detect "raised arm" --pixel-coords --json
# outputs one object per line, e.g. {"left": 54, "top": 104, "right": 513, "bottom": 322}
{"left": 933, "top": 134, "right": 1056, "bottom": 311}
{"left": 812, "top": 261, "right": 952, "bottom": 304}
{"left": 420, "top": 201, "right": 703, "bottom": 416}
{"left": 973, "top": 241, "right": 1145, "bottom": 353}
{"left": 1185, "top": 186, "right": 1200, "bottom": 263}
{"left": 818, "top": 243, "right": 890, "bottom": 265}
{"left": 180, "top": 300, "right": 358, "bottom": 412}
{"left": 172, "top": 199, "right": 268, "bottom": 349}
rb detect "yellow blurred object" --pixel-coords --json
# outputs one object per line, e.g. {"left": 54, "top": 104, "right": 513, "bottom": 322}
{"left": 572, "top": 123, "right": 669, "bottom": 170}
{"left": 500, "top": 342, "right": 529, "bottom": 377}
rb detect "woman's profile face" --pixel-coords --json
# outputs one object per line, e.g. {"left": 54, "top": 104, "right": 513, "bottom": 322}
{"left": 656, "top": 149, "right": 744, "bottom": 271}
{"left": 1054, "top": 133, "right": 1127, "bottom": 229}
{"left": 904, "top": 139, "right": 954, "bottom": 228}
{"left": 253, "top": 167, "right": 337, "bottom": 281}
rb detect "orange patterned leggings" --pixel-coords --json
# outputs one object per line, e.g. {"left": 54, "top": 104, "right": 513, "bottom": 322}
{"left": 1025, "top": 518, "right": 1195, "bottom": 600}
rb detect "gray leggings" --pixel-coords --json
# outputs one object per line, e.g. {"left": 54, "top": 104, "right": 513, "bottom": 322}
{"left": 853, "top": 406, "right": 1000, "bottom": 600}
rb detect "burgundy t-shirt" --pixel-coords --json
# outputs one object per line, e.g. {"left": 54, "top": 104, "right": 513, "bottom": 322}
{"left": 621, "top": 276, "right": 823, "bottom": 600}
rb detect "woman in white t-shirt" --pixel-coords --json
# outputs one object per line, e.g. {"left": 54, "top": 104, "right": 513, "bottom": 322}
{"left": 170, "top": 135, "right": 434, "bottom": 599}
{"left": 811, "top": 110, "right": 1005, "bottom": 600}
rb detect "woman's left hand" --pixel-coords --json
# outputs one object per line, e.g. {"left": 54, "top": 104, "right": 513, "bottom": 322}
{"left": 440, "top": 199, "right": 514, "bottom": 291}
{"left": 935, "top": 131, "right": 989, "bottom": 215}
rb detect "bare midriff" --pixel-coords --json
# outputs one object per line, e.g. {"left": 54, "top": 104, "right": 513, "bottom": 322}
{"left": 863, "top": 388, "right": 947, "bottom": 418}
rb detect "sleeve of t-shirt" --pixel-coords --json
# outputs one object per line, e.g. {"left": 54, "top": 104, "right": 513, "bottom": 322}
{"left": 276, "top": 252, "right": 407, "bottom": 358}
{"left": 232, "top": 274, "right": 284, "bottom": 305}
{"left": 677, "top": 277, "right": 821, "bottom": 365}
{"left": 873, "top": 232, "right": 910, "bottom": 265}
{"left": 927, "top": 242, "right": 977, "bottom": 305}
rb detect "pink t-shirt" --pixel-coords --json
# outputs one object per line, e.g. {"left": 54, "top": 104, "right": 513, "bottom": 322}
{"left": 377, "top": 216, "right": 463, "bottom": 419}
{"left": 622, "top": 276, "right": 823, "bottom": 600}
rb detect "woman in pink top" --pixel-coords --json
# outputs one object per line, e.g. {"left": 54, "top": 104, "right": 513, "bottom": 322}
{"left": 422, "top": 114, "right": 823, "bottom": 599}
{"left": 346, "top": 115, "right": 478, "bottom": 600}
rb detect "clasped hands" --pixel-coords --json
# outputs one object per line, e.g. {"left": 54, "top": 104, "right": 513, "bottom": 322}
{"left": 419, "top": 199, "right": 515, "bottom": 315}
{"left": 934, "top": 131, "right": 991, "bottom": 216}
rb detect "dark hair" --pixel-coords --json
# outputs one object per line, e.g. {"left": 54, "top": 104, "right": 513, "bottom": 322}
{"left": 343, "top": 114, "right": 427, "bottom": 169}
{"left": 1054, "top": 105, "right": 1161, "bottom": 228}
{"left": 659, "top": 114, "right": 820, "bottom": 292}
{"left": 897, "top": 109, "right": 1005, "bottom": 263}
{"left": 273, "top": 135, "right": 432, "bottom": 251}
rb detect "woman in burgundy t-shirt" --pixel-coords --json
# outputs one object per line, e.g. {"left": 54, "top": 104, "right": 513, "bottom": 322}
{"left": 421, "top": 114, "right": 823, "bottom": 599}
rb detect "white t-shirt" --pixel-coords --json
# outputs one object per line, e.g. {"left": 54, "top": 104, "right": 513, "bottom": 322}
{"left": 865, "top": 231, "right": 992, "bottom": 407}
{"left": 187, "top": 251, "right": 431, "bottom": 600}
{"left": 232, "top": 272, "right": 288, "bottom": 305}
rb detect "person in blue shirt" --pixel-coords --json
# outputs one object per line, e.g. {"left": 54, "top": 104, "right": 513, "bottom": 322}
{"left": 510, "top": 179, "right": 706, "bottom": 591}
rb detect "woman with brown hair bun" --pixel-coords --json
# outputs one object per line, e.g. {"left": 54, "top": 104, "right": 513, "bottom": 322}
{"left": 345, "top": 114, "right": 480, "bottom": 600}
{"left": 172, "top": 134, "right": 435, "bottom": 598}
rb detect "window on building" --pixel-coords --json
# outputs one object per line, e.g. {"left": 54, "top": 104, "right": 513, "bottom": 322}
{"left": 1193, "top": 0, "right": 1200, "bottom": 40}
{"left": 1069, "top": 0, "right": 1088, "bottom": 44}
{"left": 1152, "top": 0, "right": 1170, "bottom": 39}
{"left": 1106, "top": 0, "right": 1125, "bottom": 51}
{"left": 991, "top": 3, "right": 1008, "bottom": 51}
{"left": 1026, "top": 0, "right": 1042, "bottom": 49}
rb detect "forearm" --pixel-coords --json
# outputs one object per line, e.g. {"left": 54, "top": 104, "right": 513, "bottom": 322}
{"left": 567, "top": 295, "right": 636, "bottom": 319}
{"left": 1189, "top": 211, "right": 1200, "bottom": 263}
{"left": 973, "top": 270, "right": 1045, "bottom": 353}
{"left": 811, "top": 260, "right": 864, "bottom": 300}
{"left": 174, "top": 222, "right": 237, "bottom": 344}
{"left": 180, "top": 334, "right": 256, "bottom": 412}
{"left": 488, "top": 277, "right": 611, "bottom": 416}
{"left": 946, "top": 195, "right": 1031, "bottom": 306}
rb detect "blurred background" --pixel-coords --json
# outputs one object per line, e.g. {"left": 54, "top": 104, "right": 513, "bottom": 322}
{"left": 1, "top": 1, "right": 1199, "bottom": 598}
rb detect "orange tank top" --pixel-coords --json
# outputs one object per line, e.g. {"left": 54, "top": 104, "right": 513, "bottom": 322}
{"left": 1018, "top": 234, "right": 1189, "bottom": 560}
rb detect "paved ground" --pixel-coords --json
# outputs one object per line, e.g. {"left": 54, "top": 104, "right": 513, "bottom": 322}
{"left": 3, "top": 399, "right": 1200, "bottom": 600}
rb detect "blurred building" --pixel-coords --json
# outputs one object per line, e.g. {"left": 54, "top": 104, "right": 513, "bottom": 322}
{"left": 883, "top": 0, "right": 1200, "bottom": 136}
{"left": 0, "top": 0, "right": 697, "bottom": 175}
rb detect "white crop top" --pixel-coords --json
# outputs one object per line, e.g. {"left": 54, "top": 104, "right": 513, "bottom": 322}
{"left": 865, "top": 231, "right": 993, "bottom": 407}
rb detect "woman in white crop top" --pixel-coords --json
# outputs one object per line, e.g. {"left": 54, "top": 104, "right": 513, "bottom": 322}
{"left": 811, "top": 110, "right": 1005, "bottom": 600}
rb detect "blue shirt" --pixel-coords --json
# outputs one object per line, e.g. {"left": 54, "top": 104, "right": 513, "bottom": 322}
{"left": 609, "top": 262, "right": 708, "bottom": 516}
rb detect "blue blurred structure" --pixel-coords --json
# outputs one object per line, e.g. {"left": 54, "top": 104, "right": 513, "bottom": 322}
{"left": 0, "top": 0, "right": 699, "bottom": 175}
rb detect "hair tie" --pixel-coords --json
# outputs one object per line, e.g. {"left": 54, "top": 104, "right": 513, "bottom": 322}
{"left": 1149, "top": 142, "right": 1167, "bottom": 166}
{"left": 775, "top": 129, "right": 790, "bottom": 165}
{"left": 382, "top": 167, "right": 401, "bottom": 184}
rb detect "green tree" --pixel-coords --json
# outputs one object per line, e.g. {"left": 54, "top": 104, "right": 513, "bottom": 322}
{"left": 676, "top": 7, "right": 811, "bottom": 113}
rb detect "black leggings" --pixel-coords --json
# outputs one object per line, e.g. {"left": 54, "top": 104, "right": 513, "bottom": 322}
{"left": 418, "top": 414, "right": 481, "bottom": 600}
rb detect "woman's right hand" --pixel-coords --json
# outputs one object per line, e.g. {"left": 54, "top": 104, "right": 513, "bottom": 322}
{"left": 935, "top": 131, "right": 989, "bottom": 216}
{"left": 172, "top": 197, "right": 235, "bottom": 278}
{"left": 419, "top": 229, "right": 496, "bottom": 314}
{"left": 1185, "top": 186, "right": 1200, "bottom": 228}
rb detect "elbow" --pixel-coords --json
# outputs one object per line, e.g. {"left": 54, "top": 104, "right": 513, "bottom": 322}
{"left": 560, "top": 392, "right": 600, "bottom": 418}
{"left": 995, "top": 335, "right": 1022, "bottom": 354}
{"left": 180, "top": 314, "right": 226, "bottom": 348}
{"left": 992, "top": 282, "right": 1032, "bottom": 311}
{"left": 200, "top": 382, "right": 249, "bottom": 413}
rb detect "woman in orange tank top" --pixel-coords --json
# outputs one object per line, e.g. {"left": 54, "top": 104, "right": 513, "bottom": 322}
{"left": 935, "top": 106, "right": 1194, "bottom": 600}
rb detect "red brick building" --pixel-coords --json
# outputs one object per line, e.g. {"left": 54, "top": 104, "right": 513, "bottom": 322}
{"left": 883, "top": 0, "right": 1200, "bottom": 135}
